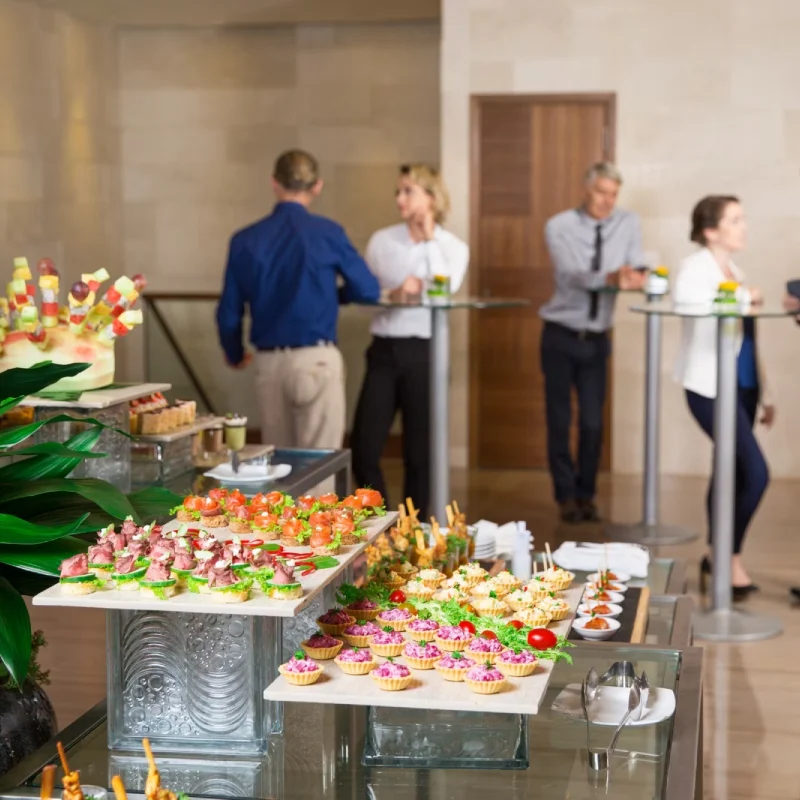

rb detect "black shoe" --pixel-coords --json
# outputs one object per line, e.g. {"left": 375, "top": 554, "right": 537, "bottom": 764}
{"left": 577, "top": 499, "right": 601, "bottom": 523}
{"left": 790, "top": 587, "right": 800, "bottom": 602}
{"left": 559, "top": 499, "right": 583, "bottom": 524}
{"left": 700, "top": 556, "right": 759, "bottom": 598}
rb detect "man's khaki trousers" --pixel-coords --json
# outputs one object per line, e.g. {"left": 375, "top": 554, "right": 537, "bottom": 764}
{"left": 254, "top": 344, "right": 345, "bottom": 449}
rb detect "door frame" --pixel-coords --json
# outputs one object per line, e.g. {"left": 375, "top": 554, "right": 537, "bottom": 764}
{"left": 468, "top": 92, "right": 617, "bottom": 469}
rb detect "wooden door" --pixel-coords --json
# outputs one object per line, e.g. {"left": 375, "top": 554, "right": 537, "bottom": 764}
{"left": 469, "top": 95, "right": 616, "bottom": 470}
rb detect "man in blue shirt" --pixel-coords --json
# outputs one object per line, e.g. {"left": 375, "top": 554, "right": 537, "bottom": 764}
{"left": 216, "top": 149, "right": 380, "bottom": 448}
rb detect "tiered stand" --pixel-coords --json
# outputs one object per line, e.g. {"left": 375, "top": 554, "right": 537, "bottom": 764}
{"left": 33, "top": 513, "right": 397, "bottom": 756}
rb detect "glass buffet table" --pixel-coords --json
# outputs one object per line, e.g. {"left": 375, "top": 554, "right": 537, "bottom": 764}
{"left": 0, "top": 637, "right": 702, "bottom": 800}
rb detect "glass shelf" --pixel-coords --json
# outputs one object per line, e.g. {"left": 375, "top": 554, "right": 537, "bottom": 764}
{"left": 362, "top": 296, "right": 530, "bottom": 310}
{"left": 630, "top": 300, "right": 794, "bottom": 318}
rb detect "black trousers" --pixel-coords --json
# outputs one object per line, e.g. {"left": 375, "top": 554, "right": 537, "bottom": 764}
{"left": 351, "top": 336, "right": 430, "bottom": 517}
{"left": 540, "top": 321, "right": 610, "bottom": 503}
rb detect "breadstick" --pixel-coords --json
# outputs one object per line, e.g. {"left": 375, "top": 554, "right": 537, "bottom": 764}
{"left": 57, "top": 742, "right": 70, "bottom": 775}
{"left": 111, "top": 777, "right": 128, "bottom": 800}
{"left": 545, "top": 542, "right": 553, "bottom": 570}
{"left": 142, "top": 737, "right": 156, "bottom": 772}
{"left": 397, "top": 504, "right": 406, "bottom": 520}
{"left": 445, "top": 505, "right": 454, "bottom": 527}
{"left": 41, "top": 765, "right": 55, "bottom": 800}
{"left": 453, "top": 500, "right": 461, "bottom": 515}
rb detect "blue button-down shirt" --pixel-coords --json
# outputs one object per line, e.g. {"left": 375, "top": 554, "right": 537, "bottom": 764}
{"left": 216, "top": 202, "right": 380, "bottom": 364}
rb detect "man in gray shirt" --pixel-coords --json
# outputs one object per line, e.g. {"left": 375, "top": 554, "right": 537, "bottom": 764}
{"left": 539, "top": 162, "right": 645, "bottom": 523}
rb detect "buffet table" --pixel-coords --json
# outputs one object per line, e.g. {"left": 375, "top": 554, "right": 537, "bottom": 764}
{"left": 0, "top": 632, "right": 702, "bottom": 799}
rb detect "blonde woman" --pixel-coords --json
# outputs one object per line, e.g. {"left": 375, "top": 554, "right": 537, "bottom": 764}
{"left": 350, "top": 164, "right": 469, "bottom": 517}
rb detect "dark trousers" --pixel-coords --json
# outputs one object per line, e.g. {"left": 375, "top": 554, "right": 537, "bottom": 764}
{"left": 686, "top": 386, "right": 768, "bottom": 555}
{"left": 351, "top": 336, "right": 430, "bottom": 517}
{"left": 540, "top": 321, "right": 610, "bottom": 503}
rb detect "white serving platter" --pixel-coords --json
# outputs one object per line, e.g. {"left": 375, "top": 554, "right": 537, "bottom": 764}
{"left": 263, "top": 585, "right": 584, "bottom": 715}
{"left": 551, "top": 683, "right": 676, "bottom": 726}
{"left": 203, "top": 463, "right": 292, "bottom": 483}
{"left": 32, "top": 513, "right": 397, "bottom": 619}
{"left": 20, "top": 382, "right": 172, "bottom": 409}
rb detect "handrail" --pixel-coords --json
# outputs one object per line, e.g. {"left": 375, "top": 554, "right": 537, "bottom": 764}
{"left": 142, "top": 295, "right": 217, "bottom": 414}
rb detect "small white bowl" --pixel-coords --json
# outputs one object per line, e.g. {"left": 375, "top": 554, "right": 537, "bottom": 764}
{"left": 586, "top": 571, "right": 631, "bottom": 585}
{"left": 583, "top": 589, "right": 625, "bottom": 605}
{"left": 586, "top": 581, "right": 628, "bottom": 594}
{"left": 572, "top": 616, "right": 621, "bottom": 641}
{"left": 577, "top": 602, "right": 623, "bottom": 619}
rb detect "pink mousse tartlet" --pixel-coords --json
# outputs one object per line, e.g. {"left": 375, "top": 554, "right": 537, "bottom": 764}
{"left": 465, "top": 664, "right": 507, "bottom": 694}
{"left": 403, "top": 641, "right": 443, "bottom": 669}
{"left": 278, "top": 653, "right": 323, "bottom": 686}
{"left": 342, "top": 620, "right": 381, "bottom": 646}
{"left": 376, "top": 608, "right": 414, "bottom": 631}
{"left": 334, "top": 646, "right": 375, "bottom": 675}
{"left": 466, "top": 636, "right": 507, "bottom": 663}
{"left": 406, "top": 618, "right": 440, "bottom": 641}
{"left": 435, "top": 653, "right": 476, "bottom": 681}
{"left": 370, "top": 629, "right": 406, "bottom": 656}
{"left": 346, "top": 598, "right": 381, "bottom": 620}
{"left": 370, "top": 660, "right": 413, "bottom": 691}
{"left": 435, "top": 625, "right": 475, "bottom": 651}
{"left": 496, "top": 648, "right": 538, "bottom": 677}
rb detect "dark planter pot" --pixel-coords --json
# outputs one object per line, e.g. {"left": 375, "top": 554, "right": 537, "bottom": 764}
{"left": 0, "top": 681, "right": 58, "bottom": 777}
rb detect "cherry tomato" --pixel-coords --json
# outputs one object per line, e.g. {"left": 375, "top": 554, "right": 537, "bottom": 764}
{"left": 396, "top": 602, "right": 418, "bottom": 616}
{"left": 506, "top": 620, "right": 525, "bottom": 630}
{"left": 480, "top": 630, "right": 498, "bottom": 640}
{"left": 463, "top": 604, "right": 477, "bottom": 616}
{"left": 458, "top": 620, "right": 476, "bottom": 635}
{"left": 527, "top": 628, "right": 558, "bottom": 651}
{"left": 389, "top": 589, "right": 406, "bottom": 604}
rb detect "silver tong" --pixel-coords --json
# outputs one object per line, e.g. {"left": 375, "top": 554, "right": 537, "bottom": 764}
{"left": 583, "top": 662, "right": 649, "bottom": 772}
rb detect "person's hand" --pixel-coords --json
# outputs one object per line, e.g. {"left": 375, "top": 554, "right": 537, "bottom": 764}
{"left": 401, "top": 276, "right": 423, "bottom": 295}
{"left": 783, "top": 294, "right": 800, "bottom": 312}
{"left": 747, "top": 286, "right": 764, "bottom": 305}
{"left": 760, "top": 404, "right": 776, "bottom": 428}
{"left": 227, "top": 352, "right": 252, "bottom": 370}
{"left": 609, "top": 265, "right": 647, "bottom": 291}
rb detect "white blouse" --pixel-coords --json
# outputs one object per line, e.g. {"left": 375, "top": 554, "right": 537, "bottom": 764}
{"left": 365, "top": 223, "right": 470, "bottom": 339}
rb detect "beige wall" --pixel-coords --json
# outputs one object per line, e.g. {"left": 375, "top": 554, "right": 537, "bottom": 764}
{"left": 118, "top": 22, "right": 440, "bottom": 425}
{"left": 442, "top": 0, "right": 800, "bottom": 478}
{"left": 0, "top": 0, "right": 121, "bottom": 289}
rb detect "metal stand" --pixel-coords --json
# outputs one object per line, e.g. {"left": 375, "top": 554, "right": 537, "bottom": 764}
{"left": 430, "top": 306, "right": 450, "bottom": 522}
{"left": 694, "top": 316, "right": 782, "bottom": 642}
{"left": 607, "top": 304, "right": 697, "bottom": 546}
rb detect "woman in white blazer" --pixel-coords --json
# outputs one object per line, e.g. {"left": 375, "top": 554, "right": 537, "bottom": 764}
{"left": 673, "top": 195, "right": 774, "bottom": 599}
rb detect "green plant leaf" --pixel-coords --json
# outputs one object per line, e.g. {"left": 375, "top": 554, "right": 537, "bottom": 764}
{"left": 0, "top": 576, "right": 32, "bottom": 686}
{"left": 0, "top": 427, "right": 106, "bottom": 482}
{"left": 0, "top": 512, "right": 90, "bottom": 545}
{"left": 0, "top": 414, "right": 131, "bottom": 450}
{"left": 0, "top": 396, "right": 25, "bottom": 415}
{"left": 0, "top": 441, "right": 107, "bottom": 459}
{"left": 126, "top": 487, "right": 185, "bottom": 519}
{"left": 0, "top": 362, "right": 90, "bottom": 403}
{"left": 0, "top": 478, "right": 139, "bottom": 522}
{"left": 0, "top": 536, "right": 88, "bottom": 576}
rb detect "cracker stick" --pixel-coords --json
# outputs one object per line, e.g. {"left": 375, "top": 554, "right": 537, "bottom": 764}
{"left": 56, "top": 742, "right": 70, "bottom": 775}
{"left": 545, "top": 542, "right": 554, "bottom": 570}
{"left": 40, "top": 765, "right": 55, "bottom": 800}
{"left": 453, "top": 500, "right": 461, "bottom": 515}
{"left": 111, "top": 777, "right": 128, "bottom": 800}
{"left": 397, "top": 503, "right": 406, "bottom": 520}
{"left": 445, "top": 505, "right": 454, "bottom": 528}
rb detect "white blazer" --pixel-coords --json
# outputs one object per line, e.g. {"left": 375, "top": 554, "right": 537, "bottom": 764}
{"left": 673, "top": 247, "right": 764, "bottom": 400}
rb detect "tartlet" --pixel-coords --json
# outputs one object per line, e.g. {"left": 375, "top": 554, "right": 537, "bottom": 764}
{"left": 345, "top": 598, "right": 381, "bottom": 621}
{"left": 334, "top": 646, "right": 376, "bottom": 675}
{"left": 434, "top": 652, "right": 476, "bottom": 682}
{"left": 466, "top": 636, "right": 507, "bottom": 664}
{"left": 405, "top": 618, "right": 440, "bottom": 642}
{"left": 435, "top": 625, "right": 474, "bottom": 652}
{"left": 342, "top": 620, "right": 381, "bottom": 647}
{"left": 403, "top": 640, "right": 443, "bottom": 670}
{"left": 505, "top": 588, "right": 537, "bottom": 612}
{"left": 417, "top": 568, "right": 446, "bottom": 589}
{"left": 493, "top": 570, "right": 522, "bottom": 593}
{"left": 472, "top": 596, "right": 508, "bottom": 617}
{"left": 433, "top": 587, "right": 469, "bottom": 605}
{"left": 496, "top": 648, "right": 538, "bottom": 677}
{"left": 522, "top": 579, "right": 551, "bottom": 601}
{"left": 536, "top": 596, "right": 570, "bottom": 622}
{"left": 541, "top": 567, "right": 574, "bottom": 591}
{"left": 376, "top": 608, "right": 414, "bottom": 631}
{"left": 464, "top": 664, "right": 507, "bottom": 695}
{"left": 317, "top": 609, "right": 356, "bottom": 636}
{"left": 279, "top": 652, "right": 324, "bottom": 686}
{"left": 301, "top": 632, "right": 344, "bottom": 660}
{"left": 369, "top": 628, "right": 406, "bottom": 657}
{"left": 403, "top": 579, "right": 436, "bottom": 601}
{"left": 370, "top": 660, "right": 413, "bottom": 691}
{"left": 514, "top": 608, "right": 552, "bottom": 628}
{"left": 450, "top": 568, "right": 482, "bottom": 589}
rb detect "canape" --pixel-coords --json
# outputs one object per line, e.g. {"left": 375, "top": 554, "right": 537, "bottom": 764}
{"left": 514, "top": 607, "right": 552, "bottom": 628}
{"left": 370, "top": 628, "right": 406, "bottom": 657}
{"left": 111, "top": 553, "right": 147, "bottom": 591}
{"left": 59, "top": 554, "right": 100, "bottom": 596}
{"left": 464, "top": 664, "right": 507, "bottom": 695}
{"left": 402, "top": 640, "right": 443, "bottom": 670}
{"left": 466, "top": 636, "right": 507, "bottom": 664}
{"left": 417, "top": 568, "right": 446, "bottom": 589}
{"left": 208, "top": 563, "right": 251, "bottom": 604}
{"left": 435, "top": 625, "right": 474, "bottom": 652}
{"left": 139, "top": 561, "right": 178, "bottom": 600}
{"left": 342, "top": 620, "right": 381, "bottom": 647}
{"left": 265, "top": 562, "right": 302, "bottom": 600}
{"left": 334, "top": 646, "right": 375, "bottom": 675}
{"left": 405, "top": 618, "right": 440, "bottom": 642}
{"left": 496, "top": 648, "right": 538, "bottom": 678}
{"left": 376, "top": 607, "right": 414, "bottom": 632}
{"left": 434, "top": 652, "right": 476, "bottom": 682}
{"left": 472, "top": 595, "right": 508, "bottom": 618}
{"left": 493, "top": 570, "right": 522, "bottom": 593}
{"left": 403, "top": 577, "right": 436, "bottom": 601}
{"left": 370, "top": 659, "right": 412, "bottom": 691}
{"left": 279, "top": 651, "right": 324, "bottom": 686}
{"left": 87, "top": 543, "right": 115, "bottom": 579}
{"left": 505, "top": 588, "right": 537, "bottom": 612}
{"left": 536, "top": 595, "right": 570, "bottom": 622}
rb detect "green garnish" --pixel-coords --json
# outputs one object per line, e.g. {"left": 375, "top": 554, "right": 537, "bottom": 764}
{"left": 382, "top": 625, "right": 393, "bottom": 632}
{"left": 294, "top": 650, "right": 305, "bottom": 659}
{"left": 489, "top": 590, "right": 497, "bottom": 599}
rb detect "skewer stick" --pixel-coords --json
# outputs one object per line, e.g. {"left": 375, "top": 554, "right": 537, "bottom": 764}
{"left": 545, "top": 542, "right": 554, "bottom": 570}
{"left": 111, "top": 777, "right": 128, "bottom": 800}
{"left": 453, "top": 500, "right": 461, "bottom": 515}
{"left": 41, "top": 765, "right": 55, "bottom": 800}
{"left": 57, "top": 742, "right": 70, "bottom": 775}
{"left": 532, "top": 559, "right": 538, "bottom": 576}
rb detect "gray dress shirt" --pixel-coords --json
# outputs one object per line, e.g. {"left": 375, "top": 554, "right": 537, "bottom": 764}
{"left": 539, "top": 207, "right": 644, "bottom": 333}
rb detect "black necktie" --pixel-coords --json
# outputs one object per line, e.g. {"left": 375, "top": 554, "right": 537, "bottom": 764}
{"left": 589, "top": 223, "right": 602, "bottom": 320}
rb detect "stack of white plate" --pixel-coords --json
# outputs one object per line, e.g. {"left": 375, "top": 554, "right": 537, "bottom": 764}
{"left": 472, "top": 520, "right": 498, "bottom": 560}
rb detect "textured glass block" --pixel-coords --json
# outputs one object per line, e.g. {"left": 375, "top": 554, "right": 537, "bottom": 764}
{"left": 106, "top": 610, "right": 282, "bottom": 755}
{"left": 32, "top": 401, "right": 131, "bottom": 492}
{"left": 363, "top": 707, "right": 529, "bottom": 770}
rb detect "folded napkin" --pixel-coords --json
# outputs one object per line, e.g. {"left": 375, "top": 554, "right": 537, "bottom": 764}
{"left": 552, "top": 542, "right": 650, "bottom": 578}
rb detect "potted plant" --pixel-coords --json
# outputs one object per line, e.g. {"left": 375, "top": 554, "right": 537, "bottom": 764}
{"left": 0, "top": 361, "right": 181, "bottom": 775}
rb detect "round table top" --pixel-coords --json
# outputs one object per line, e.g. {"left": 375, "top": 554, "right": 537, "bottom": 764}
{"left": 629, "top": 300, "right": 796, "bottom": 319}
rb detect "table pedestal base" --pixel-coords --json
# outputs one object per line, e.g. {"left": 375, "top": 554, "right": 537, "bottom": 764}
{"left": 604, "top": 522, "right": 698, "bottom": 546}
{"left": 693, "top": 608, "right": 783, "bottom": 642}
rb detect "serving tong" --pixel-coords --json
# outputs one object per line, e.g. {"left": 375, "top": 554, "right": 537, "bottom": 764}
{"left": 582, "top": 661, "right": 649, "bottom": 772}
